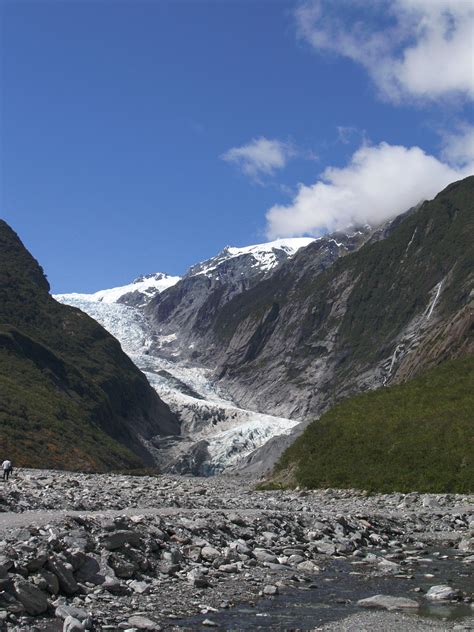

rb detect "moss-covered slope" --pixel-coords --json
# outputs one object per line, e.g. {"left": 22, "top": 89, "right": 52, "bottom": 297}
{"left": 0, "top": 220, "right": 179, "bottom": 471}
{"left": 275, "top": 356, "right": 474, "bottom": 493}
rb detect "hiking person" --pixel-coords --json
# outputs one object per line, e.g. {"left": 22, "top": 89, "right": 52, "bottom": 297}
{"left": 2, "top": 459, "right": 12, "bottom": 481}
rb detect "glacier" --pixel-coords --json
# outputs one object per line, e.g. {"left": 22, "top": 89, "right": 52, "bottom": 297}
{"left": 54, "top": 239, "right": 309, "bottom": 474}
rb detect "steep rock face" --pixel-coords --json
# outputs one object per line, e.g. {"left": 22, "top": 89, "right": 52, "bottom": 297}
{"left": 0, "top": 220, "right": 179, "bottom": 471}
{"left": 145, "top": 235, "right": 369, "bottom": 362}
{"left": 209, "top": 177, "right": 473, "bottom": 421}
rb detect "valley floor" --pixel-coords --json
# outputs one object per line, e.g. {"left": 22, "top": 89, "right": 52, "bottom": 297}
{"left": 0, "top": 470, "right": 473, "bottom": 631}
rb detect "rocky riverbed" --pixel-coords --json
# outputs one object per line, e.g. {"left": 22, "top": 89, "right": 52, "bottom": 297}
{"left": 0, "top": 470, "right": 473, "bottom": 631}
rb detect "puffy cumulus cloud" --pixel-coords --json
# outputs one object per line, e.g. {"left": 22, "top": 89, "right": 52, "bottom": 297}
{"left": 221, "top": 137, "right": 295, "bottom": 180}
{"left": 296, "top": 0, "right": 474, "bottom": 103}
{"left": 265, "top": 141, "right": 474, "bottom": 238}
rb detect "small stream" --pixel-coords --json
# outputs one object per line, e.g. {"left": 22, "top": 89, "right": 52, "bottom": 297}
{"left": 174, "top": 547, "right": 473, "bottom": 631}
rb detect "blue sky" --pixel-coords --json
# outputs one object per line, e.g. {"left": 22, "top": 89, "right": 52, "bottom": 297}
{"left": 1, "top": 0, "right": 473, "bottom": 292}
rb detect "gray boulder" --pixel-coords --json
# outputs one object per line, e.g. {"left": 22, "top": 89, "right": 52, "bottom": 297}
{"left": 47, "top": 557, "right": 79, "bottom": 595}
{"left": 63, "top": 615, "right": 85, "bottom": 632}
{"left": 13, "top": 577, "right": 49, "bottom": 615}
{"left": 357, "top": 594, "right": 419, "bottom": 611}
{"left": 426, "top": 585, "right": 461, "bottom": 601}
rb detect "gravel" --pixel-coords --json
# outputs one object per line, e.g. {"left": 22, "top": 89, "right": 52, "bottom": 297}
{"left": 0, "top": 469, "right": 472, "bottom": 631}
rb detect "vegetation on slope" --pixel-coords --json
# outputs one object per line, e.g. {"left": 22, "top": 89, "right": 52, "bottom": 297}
{"left": 0, "top": 220, "right": 178, "bottom": 471}
{"left": 274, "top": 356, "right": 474, "bottom": 493}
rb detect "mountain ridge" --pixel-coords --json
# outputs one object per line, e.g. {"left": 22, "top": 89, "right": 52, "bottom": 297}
{"left": 0, "top": 219, "right": 180, "bottom": 471}
{"left": 207, "top": 176, "right": 473, "bottom": 423}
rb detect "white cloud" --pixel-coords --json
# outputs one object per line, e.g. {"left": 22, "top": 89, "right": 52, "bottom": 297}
{"left": 441, "top": 123, "right": 474, "bottom": 166}
{"left": 221, "top": 137, "right": 295, "bottom": 180}
{"left": 296, "top": 0, "right": 474, "bottom": 103}
{"left": 265, "top": 140, "right": 474, "bottom": 238}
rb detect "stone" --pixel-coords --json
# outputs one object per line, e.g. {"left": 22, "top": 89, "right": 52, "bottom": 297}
{"left": 458, "top": 538, "right": 474, "bottom": 552}
{"left": 252, "top": 549, "right": 278, "bottom": 564}
{"left": 426, "top": 585, "right": 461, "bottom": 601}
{"left": 183, "top": 545, "right": 202, "bottom": 562}
{"left": 55, "top": 605, "right": 90, "bottom": 621}
{"left": 263, "top": 584, "right": 278, "bottom": 596}
{"left": 127, "top": 615, "right": 160, "bottom": 630}
{"left": 201, "top": 546, "right": 220, "bottom": 561}
{"left": 13, "top": 578, "right": 48, "bottom": 615}
{"left": 38, "top": 569, "right": 60, "bottom": 594}
{"left": 103, "top": 575, "right": 127, "bottom": 594}
{"left": 288, "top": 554, "right": 305, "bottom": 565}
{"left": 315, "top": 542, "right": 336, "bottom": 556}
{"left": 102, "top": 531, "right": 142, "bottom": 551}
{"left": 357, "top": 594, "right": 419, "bottom": 611}
{"left": 0, "top": 590, "right": 25, "bottom": 614}
{"left": 377, "top": 559, "right": 400, "bottom": 574}
{"left": 297, "top": 560, "right": 319, "bottom": 573}
{"left": 74, "top": 555, "right": 102, "bottom": 584}
{"left": 0, "top": 555, "right": 14, "bottom": 577}
{"left": 108, "top": 554, "right": 137, "bottom": 579}
{"left": 187, "top": 568, "right": 209, "bottom": 588}
{"left": 46, "top": 557, "right": 79, "bottom": 595}
{"left": 218, "top": 563, "right": 240, "bottom": 573}
{"left": 25, "top": 552, "right": 49, "bottom": 573}
{"left": 161, "top": 548, "right": 182, "bottom": 564}
{"left": 129, "top": 580, "right": 150, "bottom": 594}
{"left": 63, "top": 616, "right": 85, "bottom": 632}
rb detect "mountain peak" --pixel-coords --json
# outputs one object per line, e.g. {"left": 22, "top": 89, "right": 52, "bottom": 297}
{"left": 187, "top": 237, "right": 315, "bottom": 278}
{"left": 0, "top": 220, "right": 50, "bottom": 293}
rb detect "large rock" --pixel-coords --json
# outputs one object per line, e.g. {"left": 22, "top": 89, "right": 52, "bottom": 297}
{"left": 200, "top": 546, "right": 220, "bottom": 562}
{"left": 102, "top": 530, "right": 142, "bottom": 551}
{"left": 63, "top": 616, "right": 85, "bottom": 632}
{"left": 13, "top": 577, "right": 49, "bottom": 615}
{"left": 108, "top": 553, "right": 137, "bottom": 579}
{"left": 37, "top": 568, "right": 60, "bottom": 594}
{"left": 55, "top": 604, "right": 90, "bottom": 621}
{"left": 425, "top": 585, "right": 461, "bottom": 601}
{"left": 74, "top": 555, "right": 103, "bottom": 584}
{"left": 252, "top": 548, "right": 278, "bottom": 564}
{"left": 357, "top": 594, "right": 419, "bottom": 611}
{"left": 46, "top": 557, "right": 79, "bottom": 595}
{"left": 0, "top": 555, "right": 14, "bottom": 577}
{"left": 127, "top": 614, "right": 161, "bottom": 630}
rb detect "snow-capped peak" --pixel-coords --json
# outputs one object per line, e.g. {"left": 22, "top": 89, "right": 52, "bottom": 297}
{"left": 55, "top": 272, "right": 181, "bottom": 305}
{"left": 187, "top": 237, "right": 314, "bottom": 278}
{"left": 224, "top": 237, "right": 315, "bottom": 258}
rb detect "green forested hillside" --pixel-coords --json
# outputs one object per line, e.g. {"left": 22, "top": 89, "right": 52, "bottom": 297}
{"left": 274, "top": 356, "right": 474, "bottom": 493}
{"left": 0, "top": 220, "right": 178, "bottom": 471}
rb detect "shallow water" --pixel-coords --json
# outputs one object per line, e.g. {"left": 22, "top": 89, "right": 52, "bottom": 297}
{"left": 174, "top": 548, "right": 473, "bottom": 631}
